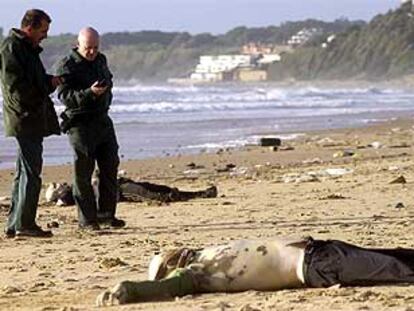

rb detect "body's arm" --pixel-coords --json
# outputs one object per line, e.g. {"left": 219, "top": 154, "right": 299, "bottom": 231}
{"left": 96, "top": 269, "right": 198, "bottom": 306}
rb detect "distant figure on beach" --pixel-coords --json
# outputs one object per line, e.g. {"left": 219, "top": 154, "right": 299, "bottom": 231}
{"left": 56, "top": 27, "right": 125, "bottom": 231}
{"left": 117, "top": 177, "right": 217, "bottom": 203}
{"left": 97, "top": 236, "right": 414, "bottom": 306}
{"left": 0, "top": 9, "right": 62, "bottom": 238}
{"left": 45, "top": 176, "right": 218, "bottom": 206}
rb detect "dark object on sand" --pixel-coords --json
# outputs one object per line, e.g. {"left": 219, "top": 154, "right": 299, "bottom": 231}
{"left": 47, "top": 178, "right": 217, "bottom": 206}
{"left": 215, "top": 163, "right": 236, "bottom": 173}
{"left": 259, "top": 137, "right": 281, "bottom": 147}
{"left": 118, "top": 178, "right": 217, "bottom": 203}
{"left": 395, "top": 202, "right": 405, "bottom": 209}
{"left": 47, "top": 221, "right": 60, "bottom": 228}
{"left": 389, "top": 175, "right": 407, "bottom": 184}
{"left": 185, "top": 162, "right": 205, "bottom": 170}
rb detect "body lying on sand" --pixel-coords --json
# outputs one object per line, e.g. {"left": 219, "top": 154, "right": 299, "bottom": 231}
{"left": 0, "top": 118, "right": 413, "bottom": 310}
{"left": 97, "top": 236, "right": 414, "bottom": 306}
{"left": 45, "top": 176, "right": 218, "bottom": 206}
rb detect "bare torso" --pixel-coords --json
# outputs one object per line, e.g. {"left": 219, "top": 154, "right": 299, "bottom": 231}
{"left": 185, "top": 238, "right": 306, "bottom": 292}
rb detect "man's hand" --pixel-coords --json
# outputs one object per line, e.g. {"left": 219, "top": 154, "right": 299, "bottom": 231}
{"left": 91, "top": 81, "right": 109, "bottom": 96}
{"left": 51, "top": 76, "right": 64, "bottom": 88}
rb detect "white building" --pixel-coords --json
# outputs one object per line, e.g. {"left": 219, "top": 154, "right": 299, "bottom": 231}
{"left": 287, "top": 28, "right": 323, "bottom": 47}
{"left": 195, "top": 55, "right": 253, "bottom": 73}
{"left": 190, "top": 55, "right": 253, "bottom": 82}
{"left": 321, "top": 34, "right": 336, "bottom": 49}
{"left": 257, "top": 54, "right": 281, "bottom": 64}
{"left": 189, "top": 52, "right": 281, "bottom": 82}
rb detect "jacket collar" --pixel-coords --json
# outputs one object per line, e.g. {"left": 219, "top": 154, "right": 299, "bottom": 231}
{"left": 70, "top": 48, "right": 102, "bottom": 64}
{"left": 70, "top": 47, "right": 101, "bottom": 64}
{"left": 9, "top": 28, "right": 43, "bottom": 54}
{"left": 70, "top": 48, "right": 85, "bottom": 64}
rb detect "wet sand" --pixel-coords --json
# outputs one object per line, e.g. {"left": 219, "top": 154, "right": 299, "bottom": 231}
{"left": 0, "top": 118, "right": 414, "bottom": 310}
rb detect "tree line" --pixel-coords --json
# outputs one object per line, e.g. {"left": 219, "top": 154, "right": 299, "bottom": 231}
{"left": 269, "top": 5, "right": 414, "bottom": 80}
{"left": 0, "top": 18, "right": 371, "bottom": 81}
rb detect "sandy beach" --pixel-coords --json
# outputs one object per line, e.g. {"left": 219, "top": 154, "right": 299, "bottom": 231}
{"left": 0, "top": 117, "right": 414, "bottom": 311}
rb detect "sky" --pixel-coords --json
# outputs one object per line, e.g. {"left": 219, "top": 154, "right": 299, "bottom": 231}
{"left": 0, "top": 0, "right": 403, "bottom": 35}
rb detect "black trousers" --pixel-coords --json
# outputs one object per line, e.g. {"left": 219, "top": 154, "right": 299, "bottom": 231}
{"left": 304, "top": 239, "right": 414, "bottom": 288}
{"left": 68, "top": 116, "right": 119, "bottom": 225}
{"left": 118, "top": 178, "right": 217, "bottom": 203}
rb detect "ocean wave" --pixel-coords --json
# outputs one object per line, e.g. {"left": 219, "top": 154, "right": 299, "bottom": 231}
{"left": 109, "top": 96, "right": 414, "bottom": 114}
{"left": 112, "top": 84, "right": 201, "bottom": 93}
{"left": 184, "top": 138, "right": 253, "bottom": 150}
{"left": 109, "top": 99, "right": 362, "bottom": 114}
{"left": 0, "top": 84, "right": 413, "bottom": 168}
{"left": 184, "top": 132, "right": 306, "bottom": 150}
{"left": 293, "top": 86, "right": 397, "bottom": 96}
{"left": 0, "top": 85, "right": 413, "bottom": 121}
{"left": 111, "top": 84, "right": 406, "bottom": 106}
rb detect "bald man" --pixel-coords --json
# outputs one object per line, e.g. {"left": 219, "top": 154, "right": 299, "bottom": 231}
{"left": 56, "top": 27, "right": 125, "bottom": 231}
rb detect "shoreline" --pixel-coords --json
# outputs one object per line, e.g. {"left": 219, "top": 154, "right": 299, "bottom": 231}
{"left": 0, "top": 116, "right": 411, "bottom": 194}
{"left": 164, "top": 76, "right": 414, "bottom": 90}
{"left": 2, "top": 80, "right": 414, "bottom": 172}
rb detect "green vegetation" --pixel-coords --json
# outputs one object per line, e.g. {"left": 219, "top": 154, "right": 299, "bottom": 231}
{"left": 29, "top": 18, "right": 360, "bottom": 81}
{"left": 269, "top": 5, "right": 414, "bottom": 80}
{"left": 5, "top": 16, "right": 388, "bottom": 81}
{"left": 8, "top": 6, "right": 414, "bottom": 82}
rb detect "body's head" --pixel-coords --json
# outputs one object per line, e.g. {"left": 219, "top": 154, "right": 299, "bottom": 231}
{"left": 45, "top": 182, "right": 73, "bottom": 205}
{"left": 148, "top": 248, "right": 197, "bottom": 280}
{"left": 77, "top": 27, "right": 100, "bottom": 61}
{"left": 148, "top": 253, "right": 165, "bottom": 281}
{"left": 20, "top": 9, "right": 51, "bottom": 47}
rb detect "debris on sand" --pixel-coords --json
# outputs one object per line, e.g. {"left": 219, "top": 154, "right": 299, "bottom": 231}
{"left": 239, "top": 304, "right": 261, "bottom": 311}
{"left": 99, "top": 257, "right": 128, "bottom": 269}
{"left": 395, "top": 202, "right": 405, "bottom": 209}
{"left": 281, "top": 168, "right": 353, "bottom": 183}
{"left": 1, "top": 285, "right": 22, "bottom": 294}
{"left": 216, "top": 163, "right": 236, "bottom": 173}
{"left": 317, "top": 137, "right": 348, "bottom": 147}
{"left": 368, "top": 141, "right": 382, "bottom": 149}
{"left": 333, "top": 150, "right": 355, "bottom": 158}
{"left": 186, "top": 162, "right": 205, "bottom": 170}
{"left": 302, "top": 158, "right": 323, "bottom": 165}
{"left": 389, "top": 142, "right": 410, "bottom": 149}
{"left": 259, "top": 137, "right": 281, "bottom": 147}
{"left": 319, "top": 193, "right": 347, "bottom": 200}
{"left": 389, "top": 175, "right": 407, "bottom": 184}
{"left": 282, "top": 173, "right": 320, "bottom": 183}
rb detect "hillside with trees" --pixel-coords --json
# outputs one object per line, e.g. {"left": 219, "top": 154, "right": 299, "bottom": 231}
{"left": 269, "top": 3, "right": 414, "bottom": 81}
{"left": 34, "top": 18, "right": 361, "bottom": 81}
{"left": 7, "top": 6, "right": 414, "bottom": 83}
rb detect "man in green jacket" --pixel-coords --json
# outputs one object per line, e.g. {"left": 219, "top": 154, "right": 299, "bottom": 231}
{"left": 0, "top": 9, "right": 62, "bottom": 238}
{"left": 56, "top": 27, "right": 125, "bottom": 230}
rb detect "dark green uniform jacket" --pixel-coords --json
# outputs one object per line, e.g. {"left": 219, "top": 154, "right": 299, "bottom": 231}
{"left": 0, "top": 28, "right": 60, "bottom": 137}
{"left": 56, "top": 48, "right": 113, "bottom": 124}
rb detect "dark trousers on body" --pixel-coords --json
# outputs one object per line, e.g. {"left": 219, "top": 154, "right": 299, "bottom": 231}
{"left": 118, "top": 178, "right": 217, "bottom": 203}
{"left": 68, "top": 116, "right": 119, "bottom": 225}
{"left": 6, "top": 136, "right": 43, "bottom": 232}
{"left": 304, "top": 239, "right": 414, "bottom": 288}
